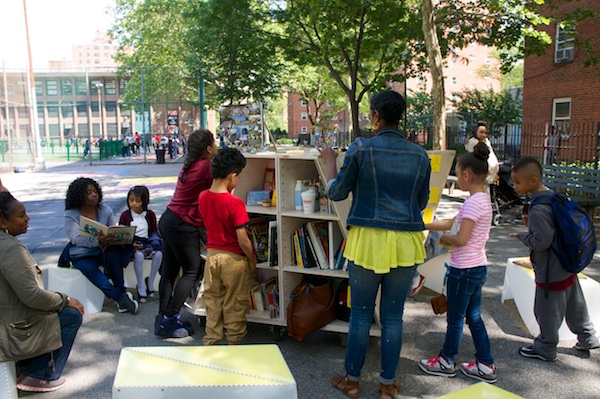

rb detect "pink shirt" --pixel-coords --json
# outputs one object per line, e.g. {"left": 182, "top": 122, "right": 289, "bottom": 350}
{"left": 450, "top": 192, "right": 492, "bottom": 268}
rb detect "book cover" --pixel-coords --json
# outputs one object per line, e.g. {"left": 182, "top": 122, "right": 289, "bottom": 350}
{"left": 79, "top": 216, "right": 136, "bottom": 245}
{"left": 297, "top": 227, "right": 309, "bottom": 268}
{"left": 263, "top": 167, "right": 276, "bottom": 192}
{"left": 306, "top": 222, "right": 328, "bottom": 269}
{"left": 248, "top": 218, "right": 269, "bottom": 263}
{"left": 302, "top": 225, "right": 319, "bottom": 269}
{"left": 334, "top": 240, "right": 347, "bottom": 270}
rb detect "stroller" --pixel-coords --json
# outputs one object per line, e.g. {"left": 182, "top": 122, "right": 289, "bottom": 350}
{"left": 491, "top": 162, "right": 525, "bottom": 226}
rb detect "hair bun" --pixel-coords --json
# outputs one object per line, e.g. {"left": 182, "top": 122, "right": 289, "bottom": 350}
{"left": 473, "top": 141, "right": 490, "bottom": 160}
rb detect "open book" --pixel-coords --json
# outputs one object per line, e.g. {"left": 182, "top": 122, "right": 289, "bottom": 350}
{"left": 79, "top": 216, "right": 137, "bottom": 245}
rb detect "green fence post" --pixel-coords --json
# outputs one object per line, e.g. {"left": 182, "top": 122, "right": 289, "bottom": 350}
{"left": 65, "top": 140, "right": 71, "bottom": 161}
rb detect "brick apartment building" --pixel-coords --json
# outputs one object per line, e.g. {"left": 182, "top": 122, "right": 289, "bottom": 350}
{"left": 521, "top": 1, "right": 600, "bottom": 162}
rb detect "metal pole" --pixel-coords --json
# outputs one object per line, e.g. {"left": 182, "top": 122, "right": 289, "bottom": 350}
{"left": 23, "top": 0, "right": 45, "bottom": 170}
{"left": 86, "top": 69, "right": 92, "bottom": 166}
{"left": 3, "top": 61, "right": 13, "bottom": 167}
{"left": 96, "top": 83, "right": 103, "bottom": 139}
{"left": 198, "top": 70, "right": 205, "bottom": 128}
{"left": 141, "top": 66, "right": 146, "bottom": 164}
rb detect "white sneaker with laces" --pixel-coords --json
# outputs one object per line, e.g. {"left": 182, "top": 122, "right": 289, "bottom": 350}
{"left": 418, "top": 354, "right": 457, "bottom": 377}
{"left": 460, "top": 361, "right": 497, "bottom": 383}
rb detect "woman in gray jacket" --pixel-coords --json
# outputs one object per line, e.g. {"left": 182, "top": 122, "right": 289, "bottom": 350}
{"left": 0, "top": 192, "right": 84, "bottom": 392}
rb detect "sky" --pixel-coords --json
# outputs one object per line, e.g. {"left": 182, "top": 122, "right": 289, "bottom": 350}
{"left": 1, "top": 0, "right": 115, "bottom": 70}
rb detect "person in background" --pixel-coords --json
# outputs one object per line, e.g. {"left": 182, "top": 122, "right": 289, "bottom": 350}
{"left": 465, "top": 121, "right": 499, "bottom": 195}
{"left": 322, "top": 90, "right": 431, "bottom": 399}
{"left": 156, "top": 129, "right": 216, "bottom": 338}
{"left": 0, "top": 192, "right": 84, "bottom": 393}
{"left": 419, "top": 142, "right": 496, "bottom": 384}
{"left": 64, "top": 177, "right": 139, "bottom": 315}
{"left": 199, "top": 147, "right": 256, "bottom": 345}
{"left": 119, "top": 185, "right": 163, "bottom": 303}
{"left": 510, "top": 157, "right": 599, "bottom": 361}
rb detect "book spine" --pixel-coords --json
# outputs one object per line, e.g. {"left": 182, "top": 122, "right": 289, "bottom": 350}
{"left": 307, "top": 222, "right": 328, "bottom": 269}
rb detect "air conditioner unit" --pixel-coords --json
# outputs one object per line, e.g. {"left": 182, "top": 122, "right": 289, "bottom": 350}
{"left": 556, "top": 48, "right": 574, "bottom": 62}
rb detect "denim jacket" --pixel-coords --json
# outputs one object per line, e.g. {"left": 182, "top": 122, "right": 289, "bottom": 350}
{"left": 327, "top": 127, "right": 431, "bottom": 232}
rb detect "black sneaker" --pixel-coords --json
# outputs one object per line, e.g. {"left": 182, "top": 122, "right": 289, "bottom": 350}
{"left": 117, "top": 292, "right": 139, "bottom": 315}
{"left": 155, "top": 315, "right": 190, "bottom": 338}
{"left": 519, "top": 346, "right": 556, "bottom": 362}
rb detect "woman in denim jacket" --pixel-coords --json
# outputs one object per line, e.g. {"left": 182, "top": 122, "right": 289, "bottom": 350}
{"left": 324, "top": 90, "right": 431, "bottom": 399}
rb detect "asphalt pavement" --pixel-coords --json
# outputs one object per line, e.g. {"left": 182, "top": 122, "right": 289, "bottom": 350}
{"left": 3, "top": 156, "right": 600, "bottom": 399}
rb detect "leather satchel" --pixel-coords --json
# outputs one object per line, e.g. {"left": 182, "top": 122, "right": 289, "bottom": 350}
{"left": 431, "top": 293, "right": 448, "bottom": 315}
{"left": 287, "top": 277, "right": 337, "bottom": 341}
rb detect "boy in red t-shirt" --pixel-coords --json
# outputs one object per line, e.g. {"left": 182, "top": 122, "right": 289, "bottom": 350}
{"left": 198, "top": 147, "right": 257, "bottom": 345}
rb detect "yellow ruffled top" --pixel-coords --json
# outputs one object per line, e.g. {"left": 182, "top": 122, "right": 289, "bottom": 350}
{"left": 344, "top": 226, "right": 426, "bottom": 274}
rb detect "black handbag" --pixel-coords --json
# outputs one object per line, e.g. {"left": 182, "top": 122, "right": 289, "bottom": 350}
{"left": 57, "top": 242, "right": 74, "bottom": 267}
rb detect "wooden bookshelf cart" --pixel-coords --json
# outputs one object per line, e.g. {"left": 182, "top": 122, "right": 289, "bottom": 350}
{"left": 187, "top": 149, "right": 455, "bottom": 340}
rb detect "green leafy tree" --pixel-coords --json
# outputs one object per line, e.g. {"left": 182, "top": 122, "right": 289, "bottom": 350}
{"left": 185, "top": 0, "right": 284, "bottom": 108}
{"left": 274, "top": 0, "right": 419, "bottom": 139}
{"left": 452, "top": 88, "right": 522, "bottom": 136}
{"left": 109, "top": 0, "right": 196, "bottom": 109}
{"left": 406, "top": 90, "right": 434, "bottom": 131}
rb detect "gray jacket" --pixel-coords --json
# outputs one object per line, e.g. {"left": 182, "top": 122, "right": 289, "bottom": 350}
{"left": 65, "top": 204, "right": 116, "bottom": 259}
{"left": 516, "top": 189, "right": 572, "bottom": 285}
{"left": 0, "top": 232, "right": 67, "bottom": 361}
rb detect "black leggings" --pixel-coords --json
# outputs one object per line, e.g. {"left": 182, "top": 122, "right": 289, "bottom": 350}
{"left": 158, "top": 209, "right": 204, "bottom": 317}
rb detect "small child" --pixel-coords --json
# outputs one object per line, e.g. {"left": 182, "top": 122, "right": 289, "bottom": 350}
{"left": 510, "top": 157, "right": 599, "bottom": 361}
{"left": 419, "top": 142, "right": 496, "bottom": 383}
{"left": 119, "top": 185, "right": 163, "bottom": 303}
{"left": 198, "top": 147, "right": 257, "bottom": 345}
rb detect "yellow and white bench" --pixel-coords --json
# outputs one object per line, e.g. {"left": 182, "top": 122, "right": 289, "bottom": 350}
{"left": 438, "top": 382, "right": 524, "bottom": 399}
{"left": 47, "top": 267, "right": 105, "bottom": 314}
{"left": 501, "top": 257, "right": 600, "bottom": 341}
{"left": 113, "top": 345, "right": 297, "bottom": 399}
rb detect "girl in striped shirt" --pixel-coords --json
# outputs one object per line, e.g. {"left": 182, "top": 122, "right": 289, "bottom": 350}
{"left": 419, "top": 142, "right": 497, "bottom": 384}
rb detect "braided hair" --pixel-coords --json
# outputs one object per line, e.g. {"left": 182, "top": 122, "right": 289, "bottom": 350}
{"left": 65, "top": 177, "right": 103, "bottom": 210}
{"left": 180, "top": 129, "right": 215, "bottom": 183}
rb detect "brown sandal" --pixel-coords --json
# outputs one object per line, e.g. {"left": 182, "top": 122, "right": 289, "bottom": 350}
{"left": 331, "top": 375, "right": 361, "bottom": 398}
{"left": 379, "top": 382, "right": 401, "bottom": 399}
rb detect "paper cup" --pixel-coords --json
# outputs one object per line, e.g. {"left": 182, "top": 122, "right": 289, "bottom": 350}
{"left": 301, "top": 189, "right": 317, "bottom": 214}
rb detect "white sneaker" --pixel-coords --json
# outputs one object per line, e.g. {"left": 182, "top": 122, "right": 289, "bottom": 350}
{"left": 460, "top": 361, "right": 497, "bottom": 383}
{"left": 418, "top": 354, "right": 457, "bottom": 377}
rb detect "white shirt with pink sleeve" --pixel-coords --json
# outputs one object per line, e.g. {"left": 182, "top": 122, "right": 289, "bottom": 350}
{"left": 450, "top": 192, "right": 492, "bottom": 269}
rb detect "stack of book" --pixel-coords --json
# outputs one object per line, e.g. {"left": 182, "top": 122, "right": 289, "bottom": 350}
{"left": 248, "top": 276, "right": 279, "bottom": 318}
{"left": 248, "top": 217, "right": 277, "bottom": 265}
{"left": 291, "top": 221, "right": 346, "bottom": 270}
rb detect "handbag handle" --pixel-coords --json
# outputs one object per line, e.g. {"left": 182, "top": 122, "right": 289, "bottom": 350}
{"left": 305, "top": 280, "right": 336, "bottom": 312}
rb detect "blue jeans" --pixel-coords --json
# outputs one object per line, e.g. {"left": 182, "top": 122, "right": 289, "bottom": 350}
{"left": 345, "top": 262, "right": 416, "bottom": 384}
{"left": 18, "top": 307, "right": 82, "bottom": 381}
{"left": 72, "top": 252, "right": 126, "bottom": 301}
{"left": 441, "top": 265, "right": 493, "bottom": 366}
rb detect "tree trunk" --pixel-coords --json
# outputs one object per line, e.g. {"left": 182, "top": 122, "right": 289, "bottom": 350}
{"left": 422, "top": 0, "right": 446, "bottom": 150}
{"left": 349, "top": 95, "right": 360, "bottom": 143}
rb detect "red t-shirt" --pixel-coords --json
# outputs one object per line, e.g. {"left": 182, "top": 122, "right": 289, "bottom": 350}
{"left": 198, "top": 190, "right": 250, "bottom": 255}
{"left": 166, "top": 159, "right": 212, "bottom": 227}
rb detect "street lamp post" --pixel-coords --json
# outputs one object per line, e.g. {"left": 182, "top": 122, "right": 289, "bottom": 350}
{"left": 95, "top": 82, "right": 104, "bottom": 140}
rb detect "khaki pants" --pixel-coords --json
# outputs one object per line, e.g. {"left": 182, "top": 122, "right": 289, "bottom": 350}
{"left": 203, "top": 249, "right": 249, "bottom": 345}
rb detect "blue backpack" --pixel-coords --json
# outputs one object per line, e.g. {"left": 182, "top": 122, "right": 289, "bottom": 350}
{"left": 531, "top": 192, "right": 597, "bottom": 274}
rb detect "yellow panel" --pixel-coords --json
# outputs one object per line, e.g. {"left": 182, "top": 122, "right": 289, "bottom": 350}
{"left": 114, "top": 345, "right": 295, "bottom": 388}
{"left": 438, "top": 382, "right": 524, "bottom": 399}
{"left": 423, "top": 208, "right": 434, "bottom": 224}
{"left": 430, "top": 187, "right": 440, "bottom": 204}
{"left": 429, "top": 154, "right": 441, "bottom": 172}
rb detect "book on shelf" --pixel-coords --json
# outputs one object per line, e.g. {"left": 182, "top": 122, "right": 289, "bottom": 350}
{"left": 334, "top": 240, "right": 347, "bottom": 270}
{"left": 267, "top": 220, "right": 278, "bottom": 267}
{"left": 263, "top": 167, "right": 276, "bottom": 192}
{"left": 248, "top": 217, "right": 270, "bottom": 263}
{"left": 306, "top": 222, "right": 328, "bottom": 269}
{"left": 302, "top": 225, "right": 320, "bottom": 269}
{"left": 79, "top": 216, "right": 136, "bottom": 245}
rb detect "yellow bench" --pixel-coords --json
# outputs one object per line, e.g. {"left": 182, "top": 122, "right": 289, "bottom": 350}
{"left": 438, "top": 382, "right": 524, "bottom": 399}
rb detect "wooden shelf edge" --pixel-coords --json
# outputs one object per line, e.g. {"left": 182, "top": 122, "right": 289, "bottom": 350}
{"left": 282, "top": 265, "right": 348, "bottom": 277}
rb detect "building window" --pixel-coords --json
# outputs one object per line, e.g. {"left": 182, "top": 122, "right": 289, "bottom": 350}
{"left": 47, "top": 103, "right": 59, "bottom": 118}
{"left": 90, "top": 80, "right": 102, "bottom": 95}
{"left": 46, "top": 81, "right": 58, "bottom": 96}
{"left": 555, "top": 23, "right": 575, "bottom": 63}
{"left": 301, "top": 112, "right": 308, "bottom": 121}
{"left": 469, "top": 84, "right": 476, "bottom": 89}
{"left": 301, "top": 126, "right": 308, "bottom": 134}
{"left": 76, "top": 104, "right": 88, "bottom": 117}
{"left": 485, "top": 56, "right": 491, "bottom": 65}
{"left": 35, "top": 80, "right": 43, "bottom": 96}
{"left": 451, "top": 77, "right": 457, "bottom": 85}
{"left": 485, "top": 84, "right": 492, "bottom": 90}
{"left": 75, "top": 80, "right": 87, "bottom": 95}
{"left": 451, "top": 59, "right": 457, "bottom": 69}
{"left": 300, "top": 99, "right": 307, "bottom": 106}
{"left": 468, "top": 54, "right": 476, "bottom": 62}
{"left": 18, "top": 107, "right": 29, "bottom": 118}
{"left": 62, "top": 105, "right": 74, "bottom": 118}
{"left": 552, "top": 98, "right": 571, "bottom": 124}
{"left": 61, "top": 79, "right": 73, "bottom": 95}
{"left": 105, "top": 80, "right": 116, "bottom": 95}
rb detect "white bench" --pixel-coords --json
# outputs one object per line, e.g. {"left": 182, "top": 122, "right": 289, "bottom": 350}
{"left": 113, "top": 345, "right": 297, "bottom": 399}
{"left": 0, "top": 361, "right": 17, "bottom": 399}
{"left": 47, "top": 267, "right": 105, "bottom": 314}
{"left": 501, "top": 257, "right": 600, "bottom": 341}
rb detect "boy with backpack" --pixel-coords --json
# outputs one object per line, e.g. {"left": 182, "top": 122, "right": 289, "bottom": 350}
{"left": 510, "top": 157, "right": 599, "bottom": 361}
